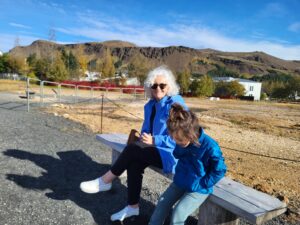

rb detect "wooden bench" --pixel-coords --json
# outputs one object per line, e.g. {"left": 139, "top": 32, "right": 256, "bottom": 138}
{"left": 96, "top": 133, "right": 287, "bottom": 225}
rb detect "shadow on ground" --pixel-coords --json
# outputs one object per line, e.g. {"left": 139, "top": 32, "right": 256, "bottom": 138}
{"left": 4, "top": 149, "right": 197, "bottom": 225}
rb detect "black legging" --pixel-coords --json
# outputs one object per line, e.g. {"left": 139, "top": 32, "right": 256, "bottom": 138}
{"left": 110, "top": 142, "right": 163, "bottom": 205}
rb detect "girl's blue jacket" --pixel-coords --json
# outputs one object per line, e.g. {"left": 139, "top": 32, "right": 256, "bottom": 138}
{"left": 173, "top": 128, "right": 227, "bottom": 194}
{"left": 141, "top": 95, "right": 186, "bottom": 173}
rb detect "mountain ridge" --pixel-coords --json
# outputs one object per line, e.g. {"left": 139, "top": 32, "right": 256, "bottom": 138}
{"left": 9, "top": 40, "right": 300, "bottom": 76}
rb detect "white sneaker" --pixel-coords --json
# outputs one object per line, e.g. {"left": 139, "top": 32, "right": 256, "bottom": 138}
{"left": 80, "top": 178, "right": 112, "bottom": 193}
{"left": 110, "top": 206, "right": 139, "bottom": 221}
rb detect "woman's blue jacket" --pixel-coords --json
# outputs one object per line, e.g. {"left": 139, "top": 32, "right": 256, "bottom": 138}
{"left": 141, "top": 95, "right": 186, "bottom": 173}
{"left": 173, "top": 128, "right": 227, "bottom": 194}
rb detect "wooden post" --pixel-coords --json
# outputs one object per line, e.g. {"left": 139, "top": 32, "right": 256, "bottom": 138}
{"left": 198, "top": 200, "right": 239, "bottom": 225}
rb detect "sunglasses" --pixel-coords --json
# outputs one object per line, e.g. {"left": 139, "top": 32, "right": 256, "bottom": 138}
{"left": 151, "top": 83, "right": 167, "bottom": 90}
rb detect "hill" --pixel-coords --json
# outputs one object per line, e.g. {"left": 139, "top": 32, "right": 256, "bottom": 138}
{"left": 9, "top": 40, "right": 300, "bottom": 77}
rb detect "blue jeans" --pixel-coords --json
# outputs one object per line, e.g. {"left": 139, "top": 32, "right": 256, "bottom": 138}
{"left": 149, "top": 183, "right": 209, "bottom": 225}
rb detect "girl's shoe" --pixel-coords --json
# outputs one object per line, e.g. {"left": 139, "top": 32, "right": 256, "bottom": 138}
{"left": 110, "top": 206, "right": 139, "bottom": 221}
{"left": 80, "top": 178, "right": 112, "bottom": 193}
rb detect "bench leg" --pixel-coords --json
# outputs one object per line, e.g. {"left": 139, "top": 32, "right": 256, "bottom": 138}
{"left": 112, "top": 149, "right": 127, "bottom": 178}
{"left": 198, "top": 200, "right": 239, "bottom": 225}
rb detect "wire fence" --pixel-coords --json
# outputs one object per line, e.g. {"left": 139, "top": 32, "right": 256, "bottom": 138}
{"left": 95, "top": 95, "right": 299, "bottom": 163}
{"left": 20, "top": 77, "right": 146, "bottom": 112}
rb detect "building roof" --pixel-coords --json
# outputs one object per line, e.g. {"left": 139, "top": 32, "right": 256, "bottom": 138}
{"left": 212, "top": 77, "right": 260, "bottom": 84}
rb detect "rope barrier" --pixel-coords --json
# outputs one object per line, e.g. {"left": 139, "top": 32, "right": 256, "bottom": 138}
{"left": 104, "top": 96, "right": 144, "bottom": 120}
{"left": 101, "top": 96, "right": 300, "bottom": 163}
{"left": 221, "top": 146, "right": 300, "bottom": 163}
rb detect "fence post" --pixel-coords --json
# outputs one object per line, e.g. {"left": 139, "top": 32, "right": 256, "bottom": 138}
{"left": 41, "top": 81, "right": 44, "bottom": 106}
{"left": 134, "top": 88, "right": 136, "bottom": 99}
{"left": 100, "top": 94, "right": 104, "bottom": 134}
{"left": 58, "top": 84, "right": 61, "bottom": 103}
{"left": 39, "top": 80, "right": 42, "bottom": 106}
{"left": 75, "top": 86, "right": 78, "bottom": 104}
{"left": 27, "top": 77, "right": 30, "bottom": 112}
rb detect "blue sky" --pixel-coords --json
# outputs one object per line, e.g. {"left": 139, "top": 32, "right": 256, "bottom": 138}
{"left": 1, "top": 0, "right": 300, "bottom": 60}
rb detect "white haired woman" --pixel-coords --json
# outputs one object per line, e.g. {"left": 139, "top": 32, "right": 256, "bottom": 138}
{"left": 80, "top": 65, "right": 187, "bottom": 222}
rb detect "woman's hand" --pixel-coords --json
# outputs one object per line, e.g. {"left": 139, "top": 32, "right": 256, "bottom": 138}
{"left": 141, "top": 133, "right": 154, "bottom": 145}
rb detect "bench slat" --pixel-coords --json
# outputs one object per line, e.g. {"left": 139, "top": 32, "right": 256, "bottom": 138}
{"left": 215, "top": 177, "right": 286, "bottom": 211}
{"left": 96, "top": 133, "right": 287, "bottom": 224}
{"left": 212, "top": 179, "right": 286, "bottom": 224}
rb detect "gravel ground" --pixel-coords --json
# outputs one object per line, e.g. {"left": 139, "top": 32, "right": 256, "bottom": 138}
{"left": 0, "top": 93, "right": 295, "bottom": 225}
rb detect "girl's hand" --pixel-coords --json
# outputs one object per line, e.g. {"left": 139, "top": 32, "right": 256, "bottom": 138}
{"left": 141, "top": 133, "right": 154, "bottom": 145}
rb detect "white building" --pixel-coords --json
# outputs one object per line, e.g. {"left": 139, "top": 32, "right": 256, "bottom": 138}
{"left": 213, "top": 77, "right": 262, "bottom": 100}
{"left": 0, "top": 50, "right": 3, "bottom": 56}
{"left": 80, "top": 71, "right": 101, "bottom": 81}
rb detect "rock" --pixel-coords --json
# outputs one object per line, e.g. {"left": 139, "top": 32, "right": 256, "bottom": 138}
{"left": 253, "top": 183, "right": 273, "bottom": 194}
{"left": 276, "top": 194, "right": 289, "bottom": 204}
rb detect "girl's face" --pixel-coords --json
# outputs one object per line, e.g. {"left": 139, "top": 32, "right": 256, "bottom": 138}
{"left": 151, "top": 75, "right": 169, "bottom": 101}
{"left": 170, "top": 131, "right": 190, "bottom": 148}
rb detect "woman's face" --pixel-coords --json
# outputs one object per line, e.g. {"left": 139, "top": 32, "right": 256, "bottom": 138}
{"left": 151, "top": 75, "right": 169, "bottom": 101}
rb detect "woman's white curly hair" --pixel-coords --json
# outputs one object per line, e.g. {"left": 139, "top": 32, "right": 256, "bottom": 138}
{"left": 144, "top": 65, "right": 179, "bottom": 98}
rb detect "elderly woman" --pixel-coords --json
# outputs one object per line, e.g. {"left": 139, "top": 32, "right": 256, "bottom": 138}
{"left": 80, "top": 65, "right": 186, "bottom": 222}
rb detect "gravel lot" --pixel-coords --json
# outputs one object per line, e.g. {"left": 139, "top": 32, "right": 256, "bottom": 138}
{"left": 0, "top": 94, "right": 171, "bottom": 225}
{"left": 0, "top": 93, "right": 296, "bottom": 225}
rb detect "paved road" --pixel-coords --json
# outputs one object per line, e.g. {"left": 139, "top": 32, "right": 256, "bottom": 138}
{"left": 0, "top": 93, "right": 292, "bottom": 225}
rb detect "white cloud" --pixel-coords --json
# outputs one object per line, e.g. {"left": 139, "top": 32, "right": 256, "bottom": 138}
{"left": 0, "top": 34, "right": 39, "bottom": 52}
{"left": 9, "top": 22, "right": 31, "bottom": 29}
{"left": 288, "top": 22, "right": 300, "bottom": 32}
{"left": 56, "top": 17, "right": 300, "bottom": 60}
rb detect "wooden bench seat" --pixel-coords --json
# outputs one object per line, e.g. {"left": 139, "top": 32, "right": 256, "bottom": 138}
{"left": 96, "top": 133, "right": 287, "bottom": 225}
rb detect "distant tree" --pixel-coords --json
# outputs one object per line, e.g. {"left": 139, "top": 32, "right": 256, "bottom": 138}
{"left": 260, "top": 92, "right": 268, "bottom": 100}
{"left": 227, "top": 80, "right": 245, "bottom": 96}
{"left": 34, "top": 58, "right": 50, "bottom": 80}
{"left": 47, "top": 54, "right": 68, "bottom": 81}
{"left": 270, "top": 76, "right": 300, "bottom": 99}
{"left": 177, "top": 69, "right": 191, "bottom": 95}
{"left": 262, "top": 81, "right": 285, "bottom": 97}
{"left": 61, "top": 49, "right": 80, "bottom": 79}
{"left": 208, "top": 64, "right": 240, "bottom": 78}
{"left": 88, "top": 59, "right": 97, "bottom": 71}
{"left": 114, "top": 59, "right": 122, "bottom": 70}
{"left": 214, "top": 81, "right": 245, "bottom": 97}
{"left": 0, "top": 53, "right": 11, "bottom": 73}
{"left": 190, "top": 75, "right": 214, "bottom": 97}
{"left": 287, "top": 76, "right": 300, "bottom": 98}
{"left": 95, "top": 59, "right": 103, "bottom": 73}
{"left": 271, "top": 86, "right": 290, "bottom": 99}
{"left": 102, "top": 49, "right": 115, "bottom": 78}
{"left": 127, "top": 54, "right": 150, "bottom": 83}
{"left": 8, "top": 55, "right": 26, "bottom": 74}
{"left": 27, "top": 53, "right": 37, "bottom": 67}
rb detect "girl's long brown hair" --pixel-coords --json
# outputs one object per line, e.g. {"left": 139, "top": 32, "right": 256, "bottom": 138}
{"left": 167, "top": 103, "right": 200, "bottom": 146}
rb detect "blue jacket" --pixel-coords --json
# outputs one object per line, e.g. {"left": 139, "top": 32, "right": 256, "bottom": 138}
{"left": 141, "top": 95, "right": 186, "bottom": 173}
{"left": 173, "top": 128, "right": 227, "bottom": 194}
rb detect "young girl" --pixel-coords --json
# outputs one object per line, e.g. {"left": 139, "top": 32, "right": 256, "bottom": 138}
{"left": 149, "top": 103, "right": 227, "bottom": 225}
